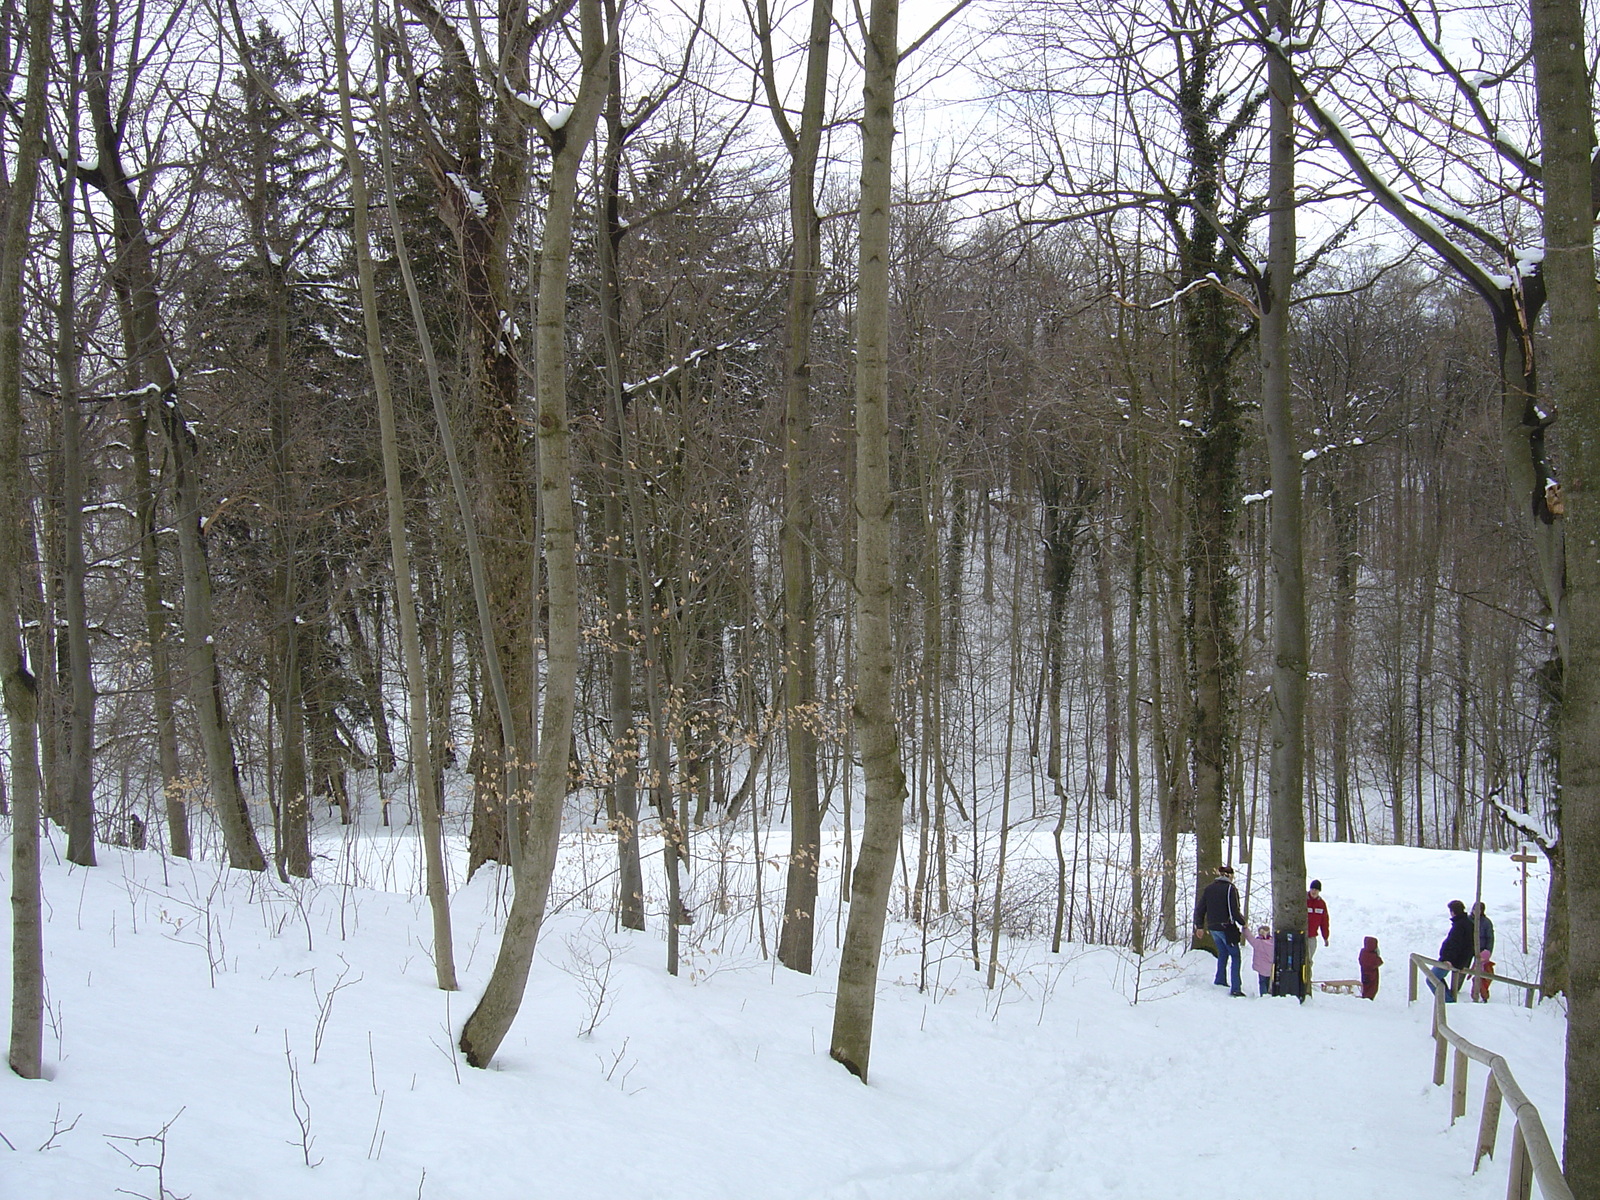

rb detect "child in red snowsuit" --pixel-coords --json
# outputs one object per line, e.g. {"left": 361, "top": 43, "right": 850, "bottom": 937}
{"left": 1359, "top": 936, "right": 1383, "bottom": 1000}
{"left": 1472, "top": 951, "right": 1495, "bottom": 1002}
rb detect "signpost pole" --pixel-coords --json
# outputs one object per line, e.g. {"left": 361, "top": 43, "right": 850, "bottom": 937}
{"left": 1511, "top": 847, "right": 1539, "bottom": 954}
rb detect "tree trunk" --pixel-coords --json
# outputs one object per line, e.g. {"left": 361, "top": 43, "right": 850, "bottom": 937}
{"left": 341, "top": 600, "right": 395, "bottom": 776}
{"left": 56, "top": 81, "right": 95, "bottom": 868}
{"left": 395, "top": 0, "right": 538, "bottom": 874}
{"left": 1177, "top": 29, "right": 1244, "bottom": 895}
{"left": 113, "top": 298, "right": 186, "bottom": 856}
{"left": 1328, "top": 473, "right": 1356, "bottom": 843}
{"left": 1261, "top": 6, "right": 1307, "bottom": 942}
{"left": 594, "top": 5, "right": 646, "bottom": 932}
{"left": 830, "top": 0, "right": 904, "bottom": 1082}
{"left": 275, "top": 618, "right": 311, "bottom": 879}
{"left": 457, "top": 0, "right": 607, "bottom": 1067}
{"left": 4, "top": 0, "right": 48, "bottom": 1079}
{"left": 332, "top": 0, "right": 457, "bottom": 989}
{"left": 80, "top": 11, "right": 265, "bottom": 871}
{"left": 765, "top": 0, "right": 833, "bottom": 976}
{"left": 1127, "top": 502, "right": 1146, "bottom": 954}
{"left": 1093, "top": 521, "right": 1121, "bottom": 918}
{"left": 1530, "top": 0, "right": 1600, "bottom": 1184}
{"left": 263, "top": 212, "right": 310, "bottom": 876}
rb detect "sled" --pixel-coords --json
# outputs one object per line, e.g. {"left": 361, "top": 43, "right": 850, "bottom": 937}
{"left": 1316, "top": 979, "right": 1362, "bottom": 995}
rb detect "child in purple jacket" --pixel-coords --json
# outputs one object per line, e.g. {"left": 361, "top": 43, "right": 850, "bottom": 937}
{"left": 1359, "top": 936, "right": 1383, "bottom": 1000}
{"left": 1242, "top": 924, "right": 1275, "bottom": 995}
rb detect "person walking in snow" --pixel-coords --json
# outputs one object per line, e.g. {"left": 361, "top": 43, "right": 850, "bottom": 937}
{"left": 1306, "top": 880, "right": 1330, "bottom": 980}
{"left": 1470, "top": 902, "right": 1495, "bottom": 1002}
{"left": 1194, "top": 865, "right": 1246, "bottom": 996}
{"left": 1430, "top": 899, "right": 1475, "bottom": 1003}
{"left": 1359, "top": 936, "right": 1383, "bottom": 1000}
{"left": 1243, "top": 923, "right": 1274, "bottom": 995}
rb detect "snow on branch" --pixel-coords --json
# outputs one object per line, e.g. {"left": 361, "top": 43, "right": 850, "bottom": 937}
{"left": 1301, "top": 434, "right": 1365, "bottom": 462}
{"left": 1114, "top": 273, "right": 1258, "bottom": 317}
{"left": 1489, "top": 790, "right": 1557, "bottom": 852}
{"left": 1393, "top": 0, "right": 1540, "bottom": 183}
{"left": 624, "top": 341, "right": 760, "bottom": 397}
{"left": 1276, "top": 52, "right": 1507, "bottom": 310}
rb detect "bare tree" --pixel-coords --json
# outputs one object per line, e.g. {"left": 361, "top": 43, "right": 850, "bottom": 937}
{"left": 326, "top": 0, "right": 458, "bottom": 990}
{"left": 4, "top": 0, "right": 49, "bottom": 1080}
{"left": 753, "top": 0, "right": 834, "bottom": 976}
{"left": 1256, "top": 0, "right": 1308, "bottom": 956}
{"left": 75, "top": 0, "right": 266, "bottom": 871}
{"left": 830, "top": 0, "right": 905, "bottom": 1082}
{"left": 457, "top": 0, "right": 609, "bottom": 1068}
{"left": 54, "top": 24, "right": 95, "bottom": 868}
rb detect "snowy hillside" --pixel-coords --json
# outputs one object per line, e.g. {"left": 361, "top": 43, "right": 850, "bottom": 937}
{"left": 0, "top": 830, "right": 1564, "bottom": 1199}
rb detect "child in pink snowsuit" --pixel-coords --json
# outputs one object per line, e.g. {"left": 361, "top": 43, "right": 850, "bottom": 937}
{"left": 1243, "top": 924, "right": 1274, "bottom": 995}
{"left": 1359, "top": 936, "right": 1383, "bottom": 1000}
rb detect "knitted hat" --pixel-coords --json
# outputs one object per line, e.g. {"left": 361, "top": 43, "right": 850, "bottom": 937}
{"left": 1310, "top": 879, "right": 1322, "bottom": 891}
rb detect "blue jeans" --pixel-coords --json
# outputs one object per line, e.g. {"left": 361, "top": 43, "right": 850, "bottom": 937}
{"left": 1258, "top": 973, "right": 1271, "bottom": 996}
{"left": 1428, "top": 966, "right": 1458, "bottom": 1003}
{"left": 1211, "top": 931, "right": 1242, "bottom": 992}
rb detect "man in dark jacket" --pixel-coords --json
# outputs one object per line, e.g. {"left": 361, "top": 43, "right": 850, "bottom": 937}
{"left": 1194, "top": 865, "right": 1246, "bottom": 996}
{"left": 1430, "top": 899, "right": 1475, "bottom": 1002}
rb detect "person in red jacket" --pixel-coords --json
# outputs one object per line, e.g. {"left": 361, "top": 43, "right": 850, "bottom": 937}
{"left": 1359, "top": 936, "right": 1383, "bottom": 1000}
{"left": 1306, "top": 880, "right": 1330, "bottom": 980}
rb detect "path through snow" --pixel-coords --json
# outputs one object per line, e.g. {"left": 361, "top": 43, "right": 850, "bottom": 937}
{"left": 0, "top": 835, "right": 1565, "bottom": 1198}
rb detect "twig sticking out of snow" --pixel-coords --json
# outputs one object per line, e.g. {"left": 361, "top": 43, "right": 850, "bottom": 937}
{"left": 283, "top": 1034, "right": 323, "bottom": 1168}
{"left": 104, "top": 1108, "right": 187, "bottom": 1200}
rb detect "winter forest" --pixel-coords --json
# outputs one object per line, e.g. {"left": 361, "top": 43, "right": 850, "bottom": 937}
{"left": 2, "top": 0, "right": 1599, "bottom": 1192}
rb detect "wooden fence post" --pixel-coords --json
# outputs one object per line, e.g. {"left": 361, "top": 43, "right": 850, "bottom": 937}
{"left": 1475, "top": 1073, "right": 1502, "bottom": 1170}
{"left": 1507, "top": 1124, "right": 1532, "bottom": 1200}
{"left": 1452, "top": 1047, "right": 1469, "bottom": 1122}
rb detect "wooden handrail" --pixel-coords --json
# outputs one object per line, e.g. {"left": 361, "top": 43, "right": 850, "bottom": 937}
{"left": 1407, "top": 953, "right": 1570, "bottom": 1200}
{"left": 1406, "top": 954, "right": 1541, "bottom": 1008}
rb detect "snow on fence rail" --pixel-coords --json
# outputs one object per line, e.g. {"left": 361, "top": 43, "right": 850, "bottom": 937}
{"left": 1406, "top": 953, "right": 1568, "bottom": 1200}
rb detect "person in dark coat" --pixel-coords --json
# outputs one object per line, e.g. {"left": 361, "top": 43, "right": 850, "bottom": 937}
{"left": 1430, "top": 899, "right": 1475, "bottom": 1003}
{"left": 1194, "top": 865, "right": 1246, "bottom": 996}
{"left": 1358, "top": 936, "right": 1383, "bottom": 1000}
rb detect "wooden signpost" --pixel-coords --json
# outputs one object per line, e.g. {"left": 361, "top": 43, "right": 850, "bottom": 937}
{"left": 1511, "top": 847, "right": 1539, "bottom": 954}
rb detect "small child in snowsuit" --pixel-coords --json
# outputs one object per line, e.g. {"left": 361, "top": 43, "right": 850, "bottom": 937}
{"left": 1242, "top": 924, "right": 1274, "bottom": 996}
{"left": 1359, "top": 935, "right": 1383, "bottom": 1000}
{"left": 1472, "top": 950, "right": 1495, "bottom": 1002}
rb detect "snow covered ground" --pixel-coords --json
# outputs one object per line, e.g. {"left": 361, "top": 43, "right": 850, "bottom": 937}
{"left": 0, "top": 823, "right": 1564, "bottom": 1199}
